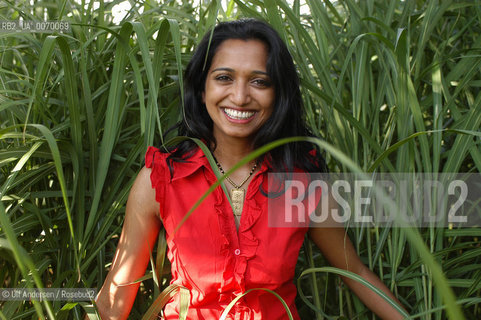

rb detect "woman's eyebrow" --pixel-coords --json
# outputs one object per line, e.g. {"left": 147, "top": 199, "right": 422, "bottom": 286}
{"left": 210, "top": 67, "right": 234, "bottom": 73}
{"left": 252, "top": 70, "right": 269, "bottom": 76}
{"left": 210, "top": 67, "right": 269, "bottom": 76}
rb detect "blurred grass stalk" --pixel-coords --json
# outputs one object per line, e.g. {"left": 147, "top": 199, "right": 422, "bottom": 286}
{"left": 1, "top": 0, "right": 480, "bottom": 319}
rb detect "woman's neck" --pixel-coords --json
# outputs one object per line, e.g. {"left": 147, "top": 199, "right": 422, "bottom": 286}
{"left": 211, "top": 135, "right": 256, "bottom": 176}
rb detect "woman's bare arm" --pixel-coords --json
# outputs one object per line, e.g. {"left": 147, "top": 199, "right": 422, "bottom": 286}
{"left": 95, "top": 167, "right": 162, "bottom": 320}
{"left": 308, "top": 191, "right": 406, "bottom": 320}
{"left": 309, "top": 226, "right": 405, "bottom": 320}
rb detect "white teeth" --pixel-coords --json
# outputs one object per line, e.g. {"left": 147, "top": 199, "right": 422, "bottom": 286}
{"left": 223, "top": 108, "right": 255, "bottom": 120}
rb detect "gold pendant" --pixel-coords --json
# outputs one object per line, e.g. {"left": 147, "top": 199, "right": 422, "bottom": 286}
{"left": 231, "top": 188, "right": 245, "bottom": 216}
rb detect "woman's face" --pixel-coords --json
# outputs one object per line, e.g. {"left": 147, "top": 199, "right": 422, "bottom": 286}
{"left": 202, "top": 39, "right": 275, "bottom": 144}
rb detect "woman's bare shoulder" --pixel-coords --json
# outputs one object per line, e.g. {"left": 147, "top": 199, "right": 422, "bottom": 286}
{"left": 127, "top": 166, "right": 159, "bottom": 219}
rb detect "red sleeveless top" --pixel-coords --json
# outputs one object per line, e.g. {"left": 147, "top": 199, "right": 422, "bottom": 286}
{"left": 145, "top": 146, "right": 308, "bottom": 320}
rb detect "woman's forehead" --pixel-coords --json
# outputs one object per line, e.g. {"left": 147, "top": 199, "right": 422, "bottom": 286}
{"left": 209, "top": 39, "right": 269, "bottom": 72}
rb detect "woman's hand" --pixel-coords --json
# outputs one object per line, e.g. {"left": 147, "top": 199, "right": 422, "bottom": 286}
{"left": 95, "top": 167, "right": 162, "bottom": 320}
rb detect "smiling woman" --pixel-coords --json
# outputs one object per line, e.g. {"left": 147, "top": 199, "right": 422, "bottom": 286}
{"left": 95, "top": 18, "right": 406, "bottom": 320}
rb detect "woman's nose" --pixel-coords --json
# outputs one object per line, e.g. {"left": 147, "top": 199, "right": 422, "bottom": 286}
{"left": 230, "top": 81, "right": 251, "bottom": 106}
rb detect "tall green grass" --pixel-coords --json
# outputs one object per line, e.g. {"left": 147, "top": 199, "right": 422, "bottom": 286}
{"left": 1, "top": 0, "right": 480, "bottom": 319}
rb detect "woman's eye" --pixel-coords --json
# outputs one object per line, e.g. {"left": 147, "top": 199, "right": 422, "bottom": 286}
{"left": 215, "top": 75, "right": 231, "bottom": 82}
{"left": 252, "top": 79, "right": 271, "bottom": 87}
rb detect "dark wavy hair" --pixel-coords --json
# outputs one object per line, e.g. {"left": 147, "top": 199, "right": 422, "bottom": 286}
{"left": 164, "top": 18, "right": 326, "bottom": 173}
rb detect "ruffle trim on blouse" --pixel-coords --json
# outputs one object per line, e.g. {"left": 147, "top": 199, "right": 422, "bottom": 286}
{"left": 146, "top": 145, "right": 210, "bottom": 178}
{"left": 145, "top": 146, "right": 169, "bottom": 206}
{"left": 211, "top": 164, "right": 269, "bottom": 308}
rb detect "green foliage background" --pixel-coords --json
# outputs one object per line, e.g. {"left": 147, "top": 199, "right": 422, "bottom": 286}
{"left": 1, "top": 0, "right": 481, "bottom": 319}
